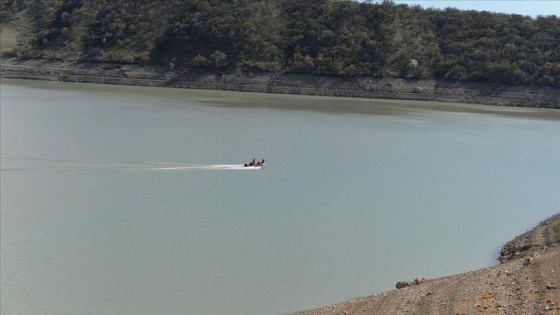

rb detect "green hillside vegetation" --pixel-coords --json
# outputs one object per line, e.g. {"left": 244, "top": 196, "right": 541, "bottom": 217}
{"left": 1, "top": 0, "right": 559, "bottom": 86}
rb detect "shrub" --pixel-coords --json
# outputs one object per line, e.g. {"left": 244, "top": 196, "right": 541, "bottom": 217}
{"left": 192, "top": 55, "right": 208, "bottom": 67}
{"left": 1, "top": 48, "right": 17, "bottom": 57}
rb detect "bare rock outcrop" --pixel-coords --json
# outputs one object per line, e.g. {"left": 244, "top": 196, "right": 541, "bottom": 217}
{"left": 2, "top": 58, "right": 560, "bottom": 109}
{"left": 499, "top": 214, "right": 560, "bottom": 262}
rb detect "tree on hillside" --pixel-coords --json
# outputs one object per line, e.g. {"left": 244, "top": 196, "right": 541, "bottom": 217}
{"left": 4, "top": 0, "right": 558, "bottom": 86}
{"left": 151, "top": 0, "right": 286, "bottom": 71}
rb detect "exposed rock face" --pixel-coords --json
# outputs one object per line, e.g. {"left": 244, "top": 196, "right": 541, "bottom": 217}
{"left": 396, "top": 276, "right": 426, "bottom": 289}
{"left": 2, "top": 58, "right": 560, "bottom": 109}
{"left": 395, "top": 281, "right": 412, "bottom": 289}
{"left": 499, "top": 214, "right": 560, "bottom": 262}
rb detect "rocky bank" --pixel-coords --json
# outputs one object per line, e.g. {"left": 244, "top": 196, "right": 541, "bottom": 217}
{"left": 297, "top": 214, "right": 560, "bottom": 315}
{"left": 2, "top": 58, "right": 560, "bottom": 109}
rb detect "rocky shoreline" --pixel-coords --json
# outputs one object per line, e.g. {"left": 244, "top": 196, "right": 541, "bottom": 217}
{"left": 2, "top": 57, "right": 560, "bottom": 109}
{"left": 298, "top": 214, "right": 560, "bottom": 314}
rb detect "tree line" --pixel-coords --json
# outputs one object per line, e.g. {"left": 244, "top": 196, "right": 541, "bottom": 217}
{"left": 2, "top": 0, "right": 559, "bottom": 86}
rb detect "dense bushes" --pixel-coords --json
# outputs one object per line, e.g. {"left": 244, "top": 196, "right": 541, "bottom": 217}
{"left": 2, "top": 0, "right": 559, "bottom": 86}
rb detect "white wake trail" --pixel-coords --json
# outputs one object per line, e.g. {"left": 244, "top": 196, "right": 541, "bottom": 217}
{"left": 0, "top": 158, "right": 263, "bottom": 171}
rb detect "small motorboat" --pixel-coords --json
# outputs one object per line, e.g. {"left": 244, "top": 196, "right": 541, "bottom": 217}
{"left": 244, "top": 159, "right": 265, "bottom": 167}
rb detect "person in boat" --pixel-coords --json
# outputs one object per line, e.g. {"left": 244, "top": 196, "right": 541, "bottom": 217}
{"left": 244, "top": 158, "right": 264, "bottom": 167}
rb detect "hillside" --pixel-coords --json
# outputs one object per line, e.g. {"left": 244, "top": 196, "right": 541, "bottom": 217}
{"left": 1, "top": 0, "right": 559, "bottom": 88}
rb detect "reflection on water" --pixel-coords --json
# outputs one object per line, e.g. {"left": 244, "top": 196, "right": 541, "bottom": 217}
{"left": 193, "top": 88, "right": 560, "bottom": 120}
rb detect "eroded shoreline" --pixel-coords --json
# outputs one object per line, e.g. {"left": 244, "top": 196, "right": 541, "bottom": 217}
{"left": 2, "top": 58, "right": 560, "bottom": 109}
{"left": 298, "top": 214, "right": 560, "bottom": 314}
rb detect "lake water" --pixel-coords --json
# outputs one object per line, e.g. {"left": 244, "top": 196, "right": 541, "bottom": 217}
{"left": 1, "top": 79, "right": 559, "bottom": 314}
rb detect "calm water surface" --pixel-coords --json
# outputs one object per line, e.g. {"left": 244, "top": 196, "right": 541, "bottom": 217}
{"left": 1, "top": 79, "right": 559, "bottom": 314}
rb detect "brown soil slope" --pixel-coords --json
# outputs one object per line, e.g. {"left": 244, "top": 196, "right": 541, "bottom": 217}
{"left": 298, "top": 214, "right": 560, "bottom": 315}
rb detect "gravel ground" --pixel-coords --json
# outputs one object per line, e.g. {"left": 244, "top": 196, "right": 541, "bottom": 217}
{"left": 297, "top": 214, "right": 560, "bottom": 315}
